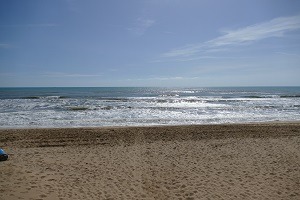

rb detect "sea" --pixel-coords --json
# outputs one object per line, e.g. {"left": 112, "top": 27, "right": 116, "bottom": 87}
{"left": 0, "top": 87, "right": 300, "bottom": 128}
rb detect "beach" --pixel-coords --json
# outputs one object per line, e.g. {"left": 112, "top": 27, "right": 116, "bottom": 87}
{"left": 1, "top": 123, "right": 300, "bottom": 200}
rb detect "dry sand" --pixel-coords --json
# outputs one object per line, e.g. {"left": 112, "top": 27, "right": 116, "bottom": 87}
{"left": 0, "top": 123, "right": 300, "bottom": 200}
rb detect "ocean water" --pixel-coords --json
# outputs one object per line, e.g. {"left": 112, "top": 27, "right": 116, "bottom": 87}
{"left": 0, "top": 87, "right": 300, "bottom": 128}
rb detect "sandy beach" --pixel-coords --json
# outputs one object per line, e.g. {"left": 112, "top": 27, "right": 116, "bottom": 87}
{"left": 0, "top": 123, "right": 300, "bottom": 200}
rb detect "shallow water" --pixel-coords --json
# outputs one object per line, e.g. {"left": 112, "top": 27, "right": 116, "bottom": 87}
{"left": 0, "top": 87, "right": 300, "bottom": 128}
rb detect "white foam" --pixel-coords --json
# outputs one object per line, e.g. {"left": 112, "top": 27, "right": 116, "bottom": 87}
{"left": 0, "top": 94, "right": 300, "bottom": 128}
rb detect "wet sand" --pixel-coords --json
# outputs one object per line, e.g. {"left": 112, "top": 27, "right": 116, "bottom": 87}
{"left": 1, "top": 123, "right": 300, "bottom": 200}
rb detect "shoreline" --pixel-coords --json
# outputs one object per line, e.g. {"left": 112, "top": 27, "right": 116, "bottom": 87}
{"left": 1, "top": 120, "right": 300, "bottom": 130}
{"left": 1, "top": 122, "right": 300, "bottom": 199}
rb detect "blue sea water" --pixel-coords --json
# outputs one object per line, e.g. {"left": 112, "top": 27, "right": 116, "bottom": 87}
{"left": 0, "top": 87, "right": 300, "bottom": 128}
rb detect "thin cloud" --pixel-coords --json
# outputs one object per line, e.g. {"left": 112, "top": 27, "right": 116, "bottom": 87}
{"left": 276, "top": 52, "right": 300, "bottom": 57}
{"left": 0, "top": 43, "right": 13, "bottom": 48}
{"left": 128, "top": 18, "right": 155, "bottom": 36}
{"left": 0, "top": 73, "right": 16, "bottom": 76}
{"left": 0, "top": 24, "right": 58, "bottom": 28}
{"left": 42, "top": 72, "right": 102, "bottom": 77}
{"left": 163, "top": 14, "right": 300, "bottom": 59}
{"left": 150, "top": 76, "right": 184, "bottom": 81}
{"left": 126, "top": 76, "right": 198, "bottom": 81}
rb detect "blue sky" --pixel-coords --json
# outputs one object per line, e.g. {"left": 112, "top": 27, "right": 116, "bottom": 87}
{"left": 1, "top": 0, "right": 300, "bottom": 87}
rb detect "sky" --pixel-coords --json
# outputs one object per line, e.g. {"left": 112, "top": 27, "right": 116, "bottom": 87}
{"left": 0, "top": 0, "right": 300, "bottom": 87}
